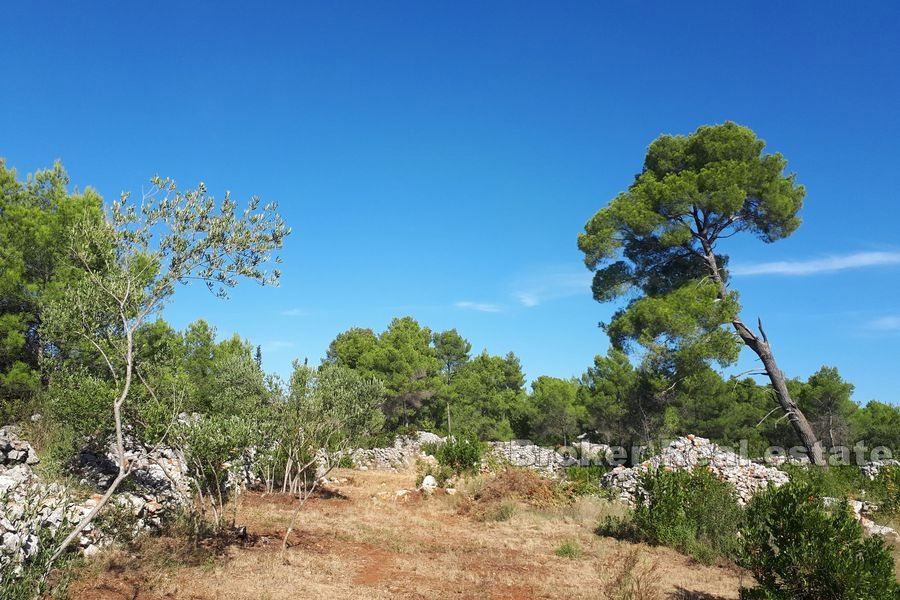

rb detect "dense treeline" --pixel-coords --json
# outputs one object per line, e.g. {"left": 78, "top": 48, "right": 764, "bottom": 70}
{"left": 323, "top": 320, "right": 900, "bottom": 455}
{"left": 1, "top": 159, "right": 898, "bottom": 467}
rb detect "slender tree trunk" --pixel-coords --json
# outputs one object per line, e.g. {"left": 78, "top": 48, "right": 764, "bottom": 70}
{"left": 47, "top": 322, "right": 137, "bottom": 569}
{"left": 700, "top": 245, "right": 827, "bottom": 466}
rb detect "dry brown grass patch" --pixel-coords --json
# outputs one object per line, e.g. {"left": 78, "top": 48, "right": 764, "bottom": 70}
{"left": 475, "top": 468, "right": 560, "bottom": 506}
{"left": 66, "top": 467, "right": 748, "bottom": 599}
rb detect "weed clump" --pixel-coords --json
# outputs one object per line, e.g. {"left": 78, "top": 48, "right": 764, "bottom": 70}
{"left": 554, "top": 540, "right": 581, "bottom": 558}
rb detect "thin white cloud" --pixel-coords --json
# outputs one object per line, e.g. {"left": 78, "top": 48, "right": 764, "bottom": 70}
{"left": 515, "top": 292, "right": 540, "bottom": 307}
{"left": 511, "top": 264, "right": 591, "bottom": 307}
{"left": 280, "top": 307, "right": 308, "bottom": 317}
{"left": 869, "top": 316, "right": 900, "bottom": 331}
{"left": 732, "top": 251, "right": 900, "bottom": 276}
{"left": 455, "top": 301, "right": 503, "bottom": 313}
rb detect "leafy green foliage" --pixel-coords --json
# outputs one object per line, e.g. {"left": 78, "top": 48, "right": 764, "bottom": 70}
{"left": 416, "top": 462, "right": 455, "bottom": 487}
{"left": 852, "top": 400, "right": 900, "bottom": 450}
{"left": 872, "top": 466, "right": 900, "bottom": 515}
{"left": 174, "top": 413, "right": 253, "bottom": 532}
{"left": 740, "top": 482, "right": 899, "bottom": 599}
{"left": 432, "top": 328, "right": 471, "bottom": 383}
{"left": 254, "top": 362, "right": 386, "bottom": 494}
{"left": 576, "top": 122, "right": 825, "bottom": 459}
{"left": 326, "top": 317, "right": 440, "bottom": 429}
{"left": 444, "top": 351, "right": 527, "bottom": 440}
{"left": 632, "top": 468, "right": 744, "bottom": 564}
{"left": 795, "top": 366, "right": 857, "bottom": 448}
{"left": 426, "top": 436, "right": 484, "bottom": 476}
{"left": 526, "top": 376, "right": 585, "bottom": 446}
{"left": 0, "top": 160, "right": 106, "bottom": 414}
{"left": 783, "top": 464, "right": 900, "bottom": 517}
{"left": 44, "top": 370, "right": 118, "bottom": 453}
{"left": 578, "top": 122, "right": 804, "bottom": 362}
{"left": 325, "top": 321, "right": 528, "bottom": 439}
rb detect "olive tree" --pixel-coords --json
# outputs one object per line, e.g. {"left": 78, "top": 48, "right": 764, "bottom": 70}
{"left": 42, "top": 176, "right": 289, "bottom": 564}
{"left": 256, "top": 362, "right": 385, "bottom": 557}
{"left": 578, "top": 122, "right": 825, "bottom": 465}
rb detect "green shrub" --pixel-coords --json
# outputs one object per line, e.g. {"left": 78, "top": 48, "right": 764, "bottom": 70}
{"left": 554, "top": 540, "right": 581, "bottom": 558}
{"left": 870, "top": 465, "right": 900, "bottom": 516}
{"left": 564, "top": 465, "right": 611, "bottom": 497}
{"left": 784, "top": 463, "right": 900, "bottom": 517}
{"left": 740, "top": 481, "right": 898, "bottom": 599}
{"left": 173, "top": 414, "right": 254, "bottom": 533}
{"left": 632, "top": 468, "right": 744, "bottom": 564}
{"left": 427, "top": 436, "right": 484, "bottom": 476}
{"left": 42, "top": 370, "right": 117, "bottom": 457}
{"left": 781, "top": 464, "right": 868, "bottom": 499}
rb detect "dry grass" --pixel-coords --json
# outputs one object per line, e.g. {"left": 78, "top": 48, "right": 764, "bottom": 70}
{"left": 67, "top": 467, "right": 752, "bottom": 599}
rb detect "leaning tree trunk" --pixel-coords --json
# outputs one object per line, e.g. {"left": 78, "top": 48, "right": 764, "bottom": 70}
{"left": 701, "top": 246, "right": 827, "bottom": 466}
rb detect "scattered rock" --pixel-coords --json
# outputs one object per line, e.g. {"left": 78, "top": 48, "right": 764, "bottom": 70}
{"left": 860, "top": 460, "right": 900, "bottom": 480}
{"left": 419, "top": 475, "right": 438, "bottom": 494}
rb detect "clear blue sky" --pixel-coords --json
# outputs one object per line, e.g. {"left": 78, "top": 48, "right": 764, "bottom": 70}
{"left": 2, "top": 2, "right": 899, "bottom": 403}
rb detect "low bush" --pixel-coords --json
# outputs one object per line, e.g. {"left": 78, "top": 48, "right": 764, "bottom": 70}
{"left": 172, "top": 414, "right": 254, "bottom": 534}
{"left": 781, "top": 464, "right": 869, "bottom": 500}
{"left": 599, "top": 547, "right": 663, "bottom": 600}
{"left": 595, "top": 514, "right": 641, "bottom": 542}
{"left": 458, "top": 468, "right": 560, "bottom": 522}
{"left": 784, "top": 463, "right": 900, "bottom": 517}
{"left": 426, "top": 436, "right": 484, "bottom": 476}
{"left": 739, "top": 481, "right": 898, "bottom": 599}
{"left": 629, "top": 468, "right": 744, "bottom": 564}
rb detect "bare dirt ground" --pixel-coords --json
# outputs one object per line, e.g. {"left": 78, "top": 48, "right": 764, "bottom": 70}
{"left": 66, "top": 468, "right": 755, "bottom": 600}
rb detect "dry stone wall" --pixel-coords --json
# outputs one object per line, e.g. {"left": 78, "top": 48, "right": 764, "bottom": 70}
{"left": 1, "top": 427, "right": 191, "bottom": 571}
{"left": 601, "top": 435, "right": 790, "bottom": 505}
